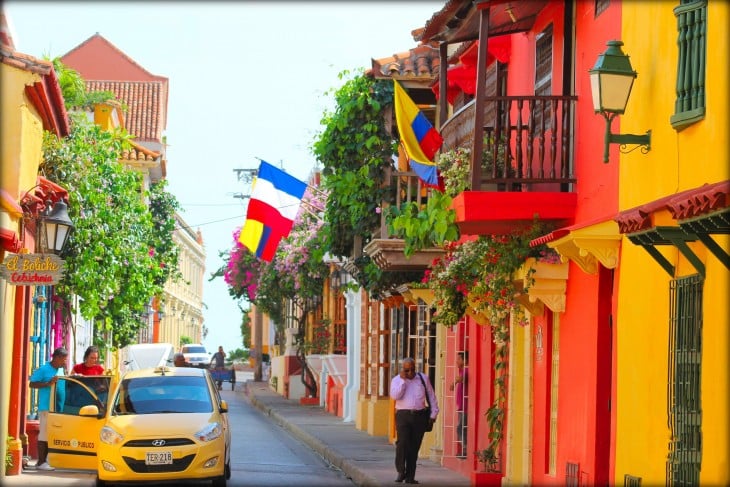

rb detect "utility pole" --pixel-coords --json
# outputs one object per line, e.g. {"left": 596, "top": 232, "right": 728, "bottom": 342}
{"left": 253, "top": 307, "right": 263, "bottom": 382}
{"left": 232, "top": 167, "right": 257, "bottom": 201}
{"left": 232, "top": 162, "right": 273, "bottom": 382}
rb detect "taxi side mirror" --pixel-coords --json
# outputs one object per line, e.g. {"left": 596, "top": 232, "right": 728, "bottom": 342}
{"left": 79, "top": 404, "right": 101, "bottom": 417}
{"left": 219, "top": 400, "right": 228, "bottom": 413}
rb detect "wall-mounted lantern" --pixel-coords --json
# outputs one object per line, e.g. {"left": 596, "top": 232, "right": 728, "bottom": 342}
{"left": 41, "top": 200, "right": 74, "bottom": 255}
{"left": 330, "top": 267, "right": 347, "bottom": 290}
{"left": 589, "top": 40, "right": 651, "bottom": 163}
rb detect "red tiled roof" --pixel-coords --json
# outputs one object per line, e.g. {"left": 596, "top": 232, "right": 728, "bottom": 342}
{"left": 61, "top": 33, "right": 167, "bottom": 82}
{"left": 122, "top": 140, "right": 160, "bottom": 162}
{"left": 369, "top": 43, "right": 440, "bottom": 80}
{"left": 61, "top": 34, "right": 168, "bottom": 143}
{"left": 87, "top": 80, "right": 167, "bottom": 142}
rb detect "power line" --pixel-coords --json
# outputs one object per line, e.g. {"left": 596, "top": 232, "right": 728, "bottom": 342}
{"left": 175, "top": 213, "right": 245, "bottom": 231}
{"left": 179, "top": 203, "right": 245, "bottom": 207}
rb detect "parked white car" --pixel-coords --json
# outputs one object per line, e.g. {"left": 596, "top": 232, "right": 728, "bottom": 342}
{"left": 120, "top": 343, "right": 175, "bottom": 373}
{"left": 181, "top": 343, "right": 209, "bottom": 368}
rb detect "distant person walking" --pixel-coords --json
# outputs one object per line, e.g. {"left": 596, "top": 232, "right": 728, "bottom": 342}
{"left": 389, "top": 357, "right": 439, "bottom": 484}
{"left": 29, "top": 346, "right": 68, "bottom": 471}
{"left": 72, "top": 345, "right": 104, "bottom": 375}
{"left": 210, "top": 346, "right": 226, "bottom": 390}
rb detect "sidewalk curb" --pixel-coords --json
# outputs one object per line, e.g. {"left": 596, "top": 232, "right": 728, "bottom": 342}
{"left": 247, "top": 390, "right": 381, "bottom": 486}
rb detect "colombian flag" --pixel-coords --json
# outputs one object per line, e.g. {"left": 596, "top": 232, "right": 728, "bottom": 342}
{"left": 239, "top": 161, "right": 307, "bottom": 262}
{"left": 393, "top": 80, "right": 443, "bottom": 188}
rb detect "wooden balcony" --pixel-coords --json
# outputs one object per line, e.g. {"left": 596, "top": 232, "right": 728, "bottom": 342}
{"left": 364, "top": 170, "right": 444, "bottom": 271}
{"left": 441, "top": 95, "right": 578, "bottom": 235}
{"left": 441, "top": 95, "right": 577, "bottom": 188}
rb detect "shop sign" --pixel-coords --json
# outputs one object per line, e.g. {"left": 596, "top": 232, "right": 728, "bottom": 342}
{"left": 0, "top": 253, "right": 65, "bottom": 286}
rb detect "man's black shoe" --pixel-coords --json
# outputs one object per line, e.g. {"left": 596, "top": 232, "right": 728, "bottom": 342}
{"left": 395, "top": 473, "right": 405, "bottom": 483}
{"left": 405, "top": 480, "right": 420, "bottom": 484}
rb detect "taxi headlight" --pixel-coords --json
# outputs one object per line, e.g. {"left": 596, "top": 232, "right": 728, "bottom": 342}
{"left": 195, "top": 422, "right": 222, "bottom": 442}
{"left": 100, "top": 426, "right": 124, "bottom": 445}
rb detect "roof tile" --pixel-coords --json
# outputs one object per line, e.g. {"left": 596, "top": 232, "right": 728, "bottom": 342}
{"left": 87, "top": 80, "right": 166, "bottom": 142}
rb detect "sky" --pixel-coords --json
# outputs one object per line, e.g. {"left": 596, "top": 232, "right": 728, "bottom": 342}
{"left": 4, "top": 1, "right": 443, "bottom": 354}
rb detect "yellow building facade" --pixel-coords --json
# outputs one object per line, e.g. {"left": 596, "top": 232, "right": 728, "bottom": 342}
{"left": 158, "top": 214, "right": 206, "bottom": 348}
{"left": 614, "top": 1, "right": 729, "bottom": 485}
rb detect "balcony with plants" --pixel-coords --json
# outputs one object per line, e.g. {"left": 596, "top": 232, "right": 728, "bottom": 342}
{"left": 363, "top": 165, "right": 449, "bottom": 273}
{"left": 416, "top": 0, "right": 578, "bottom": 237}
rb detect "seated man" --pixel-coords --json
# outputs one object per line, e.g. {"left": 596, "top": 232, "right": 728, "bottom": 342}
{"left": 173, "top": 353, "right": 189, "bottom": 367}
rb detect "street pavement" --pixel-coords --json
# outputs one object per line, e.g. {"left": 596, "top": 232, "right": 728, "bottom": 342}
{"left": 2, "top": 377, "right": 471, "bottom": 486}
{"left": 244, "top": 380, "right": 471, "bottom": 487}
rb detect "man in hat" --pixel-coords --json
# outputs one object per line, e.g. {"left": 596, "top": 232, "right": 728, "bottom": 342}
{"left": 29, "top": 346, "right": 68, "bottom": 471}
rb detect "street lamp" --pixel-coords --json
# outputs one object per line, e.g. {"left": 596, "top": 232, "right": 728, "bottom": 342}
{"left": 41, "top": 200, "right": 74, "bottom": 255}
{"left": 330, "top": 268, "right": 347, "bottom": 290}
{"left": 589, "top": 40, "right": 651, "bottom": 163}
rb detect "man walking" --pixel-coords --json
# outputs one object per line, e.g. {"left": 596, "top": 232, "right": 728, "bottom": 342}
{"left": 389, "top": 357, "right": 439, "bottom": 484}
{"left": 28, "top": 346, "right": 68, "bottom": 471}
{"left": 210, "top": 346, "right": 226, "bottom": 390}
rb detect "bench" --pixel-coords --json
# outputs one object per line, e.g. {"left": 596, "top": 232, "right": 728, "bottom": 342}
{"left": 209, "top": 368, "right": 236, "bottom": 390}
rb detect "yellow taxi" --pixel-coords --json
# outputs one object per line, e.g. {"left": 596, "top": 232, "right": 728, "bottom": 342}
{"left": 48, "top": 366, "right": 231, "bottom": 486}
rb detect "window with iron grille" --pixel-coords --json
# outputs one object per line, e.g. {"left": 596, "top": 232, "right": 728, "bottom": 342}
{"left": 377, "top": 303, "right": 391, "bottom": 397}
{"left": 595, "top": 0, "right": 610, "bottom": 17}
{"left": 333, "top": 293, "right": 347, "bottom": 354}
{"left": 624, "top": 474, "right": 642, "bottom": 487}
{"left": 667, "top": 274, "right": 703, "bottom": 485}
{"left": 670, "top": 0, "right": 707, "bottom": 130}
{"left": 533, "top": 24, "right": 554, "bottom": 134}
{"left": 566, "top": 461, "right": 580, "bottom": 487}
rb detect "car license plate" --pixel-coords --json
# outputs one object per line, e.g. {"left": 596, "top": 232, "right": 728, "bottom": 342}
{"left": 145, "top": 451, "right": 173, "bottom": 465}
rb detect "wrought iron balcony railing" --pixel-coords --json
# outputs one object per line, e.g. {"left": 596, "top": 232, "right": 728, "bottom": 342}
{"left": 440, "top": 95, "right": 578, "bottom": 192}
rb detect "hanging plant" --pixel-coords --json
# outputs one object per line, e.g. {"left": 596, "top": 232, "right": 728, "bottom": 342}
{"left": 424, "top": 220, "right": 557, "bottom": 327}
{"left": 422, "top": 219, "right": 559, "bottom": 468}
{"left": 438, "top": 134, "right": 515, "bottom": 195}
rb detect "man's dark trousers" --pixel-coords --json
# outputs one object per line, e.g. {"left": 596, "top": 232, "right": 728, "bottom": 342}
{"left": 395, "top": 408, "right": 429, "bottom": 482}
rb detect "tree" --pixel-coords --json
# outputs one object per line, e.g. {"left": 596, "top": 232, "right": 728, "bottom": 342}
{"left": 311, "top": 70, "right": 405, "bottom": 296}
{"left": 41, "top": 117, "right": 180, "bottom": 348}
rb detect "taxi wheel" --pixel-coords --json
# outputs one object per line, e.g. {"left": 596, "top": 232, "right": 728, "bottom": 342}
{"left": 212, "top": 474, "right": 227, "bottom": 487}
{"left": 225, "top": 458, "right": 231, "bottom": 479}
{"left": 95, "top": 476, "right": 107, "bottom": 487}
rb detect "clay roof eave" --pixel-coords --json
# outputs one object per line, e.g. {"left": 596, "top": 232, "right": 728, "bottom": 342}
{"left": 415, "top": 0, "right": 547, "bottom": 45}
{"left": 1, "top": 45, "right": 69, "bottom": 137}
{"left": 615, "top": 181, "right": 730, "bottom": 235}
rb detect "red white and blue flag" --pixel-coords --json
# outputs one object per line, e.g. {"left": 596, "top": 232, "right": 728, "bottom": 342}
{"left": 238, "top": 160, "right": 307, "bottom": 262}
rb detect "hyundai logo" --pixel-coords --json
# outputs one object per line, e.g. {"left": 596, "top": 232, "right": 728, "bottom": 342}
{"left": 152, "top": 439, "right": 166, "bottom": 447}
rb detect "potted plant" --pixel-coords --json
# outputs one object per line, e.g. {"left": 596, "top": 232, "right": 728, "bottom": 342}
{"left": 437, "top": 134, "right": 515, "bottom": 194}
{"left": 475, "top": 446, "right": 501, "bottom": 472}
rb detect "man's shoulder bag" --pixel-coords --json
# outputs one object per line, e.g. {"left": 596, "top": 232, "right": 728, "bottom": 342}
{"left": 417, "top": 372, "right": 434, "bottom": 432}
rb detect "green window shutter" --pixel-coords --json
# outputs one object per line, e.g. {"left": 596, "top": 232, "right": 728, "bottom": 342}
{"left": 670, "top": 0, "right": 707, "bottom": 130}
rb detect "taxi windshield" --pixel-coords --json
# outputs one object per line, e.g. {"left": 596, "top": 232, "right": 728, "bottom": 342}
{"left": 112, "top": 375, "right": 212, "bottom": 415}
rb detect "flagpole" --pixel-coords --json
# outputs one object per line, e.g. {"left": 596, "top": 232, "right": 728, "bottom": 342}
{"left": 298, "top": 198, "right": 324, "bottom": 221}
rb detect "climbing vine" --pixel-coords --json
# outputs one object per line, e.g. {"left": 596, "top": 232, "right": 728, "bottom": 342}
{"left": 311, "top": 70, "right": 398, "bottom": 295}
{"left": 41, "top": 117, "right": 180, "bottom": 348}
